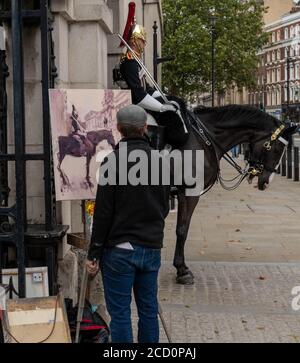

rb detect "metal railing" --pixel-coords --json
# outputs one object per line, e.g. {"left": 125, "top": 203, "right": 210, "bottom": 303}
{"left": 279, "top": 140, "right": 300, "bottom": 182}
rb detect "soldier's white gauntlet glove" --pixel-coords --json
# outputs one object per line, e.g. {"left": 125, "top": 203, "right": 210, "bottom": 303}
{"left": 160, "top": 104, "right": 177, "bottom": 113}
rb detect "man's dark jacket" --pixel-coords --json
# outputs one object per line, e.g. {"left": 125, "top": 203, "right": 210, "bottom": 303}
{"left": 88, "top": 137, "right": 170, "bottom": 261}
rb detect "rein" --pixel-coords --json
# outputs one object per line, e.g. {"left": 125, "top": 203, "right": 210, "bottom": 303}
{"left": 190, "top": 112, "right": 249, "bottom": 191}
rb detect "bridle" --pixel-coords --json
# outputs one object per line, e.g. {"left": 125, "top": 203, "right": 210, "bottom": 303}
{"left": 247, "top": 124, "right": 289, "bottom": 177}
{"left": 191, "top": 113, "right": 289, "bottom": 192}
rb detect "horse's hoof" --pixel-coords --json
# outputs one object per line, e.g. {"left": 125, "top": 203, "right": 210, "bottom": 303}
{"left": 176, "top": 273, "right": 194, "bottom": 285}
{"left": 184, "top": 268, "right": 194, "bottom": 278}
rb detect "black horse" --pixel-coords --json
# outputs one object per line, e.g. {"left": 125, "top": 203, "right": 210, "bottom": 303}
{"left": 57, "top": 129, "right": 116, "bottom": 190}
{"left": 173, "top": 105, "right": 297, "bottom": 285}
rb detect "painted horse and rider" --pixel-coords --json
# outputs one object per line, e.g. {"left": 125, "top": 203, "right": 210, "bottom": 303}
{"left": 71, "top": 104, "right": 87, "bottom": 155}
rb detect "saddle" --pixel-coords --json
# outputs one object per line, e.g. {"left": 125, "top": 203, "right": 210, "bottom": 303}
{"left": 71, "top": 133, "right": 87, "bottom": 156}
{"left": 72, "top": 132, "right": 85, "bottom": 144}
{"left": 148, "top": 96, "right": 190, "bottom": 149}
{"left": 146, "top": 112, "right": 189, "bottom": 151}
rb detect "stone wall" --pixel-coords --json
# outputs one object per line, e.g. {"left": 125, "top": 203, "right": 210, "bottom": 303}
{"left": 3, "top": 0, "right": 162, "bottom": 302}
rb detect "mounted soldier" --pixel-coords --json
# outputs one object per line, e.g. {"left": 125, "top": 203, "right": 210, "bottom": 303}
{"left": 114, "top": 2, "right": 189, "bottom": 149}
{"left": 70, "top": 104, "right": 87, "bottom": 154}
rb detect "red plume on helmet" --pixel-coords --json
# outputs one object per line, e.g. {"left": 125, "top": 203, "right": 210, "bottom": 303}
{"left": 119, "top": 2, "right": 136, "bottom": 47}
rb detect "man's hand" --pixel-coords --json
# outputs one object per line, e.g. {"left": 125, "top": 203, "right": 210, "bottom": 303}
{"left": 86, "top": 259, "right": 99, "bottom": 277}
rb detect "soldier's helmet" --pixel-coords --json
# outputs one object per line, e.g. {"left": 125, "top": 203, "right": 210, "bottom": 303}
{"left": 130, "top": 23, "right": 147, "bottom": 44}
{"left": 120, "top": 2, "right": 147, "bottom": 50}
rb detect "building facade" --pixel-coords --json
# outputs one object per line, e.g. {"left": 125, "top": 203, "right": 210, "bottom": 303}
{"left": 249, "top": 6, "right": 300, "bottom": 121}
{"left": 209, "top": 0, "right": 295, "bottom": 110}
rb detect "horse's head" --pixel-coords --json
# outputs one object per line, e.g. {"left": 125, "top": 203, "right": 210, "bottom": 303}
{"left": 248, "top": 123, "right": 298, "bottom": 190}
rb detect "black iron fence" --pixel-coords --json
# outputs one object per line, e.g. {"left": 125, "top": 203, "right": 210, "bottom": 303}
{"left": 0, "top": 0, "right": 68, "bottom": 298}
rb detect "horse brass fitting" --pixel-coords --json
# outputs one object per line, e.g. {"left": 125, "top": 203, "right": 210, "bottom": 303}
{"left": 249, "top": 167, "right": 258, "bottom": 176}
{"left": 264, "top": 141, "right": 271, "bottom": 151}
{"left": 271, "top": 125, "right": 285, "bottom": 141}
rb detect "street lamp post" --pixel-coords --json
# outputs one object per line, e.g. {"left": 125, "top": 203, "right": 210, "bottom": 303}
{"left": 287, "top": 48, "right": 291, "bottom": 112}
{"left": 153, "top": 21, "right": 175, "bottom": 83}
{"left": 263, "top": 76, "right": 267, "bottom": 109}
{"left": 209, "top": 13, "right": 216, "bottom": 107}
{"left": 285, "top": 47, "right": 294, "bottom": 156}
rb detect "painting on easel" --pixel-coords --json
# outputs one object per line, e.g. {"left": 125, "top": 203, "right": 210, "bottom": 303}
{"left": 49, "top": 89, "right": 132, "bottom": 201}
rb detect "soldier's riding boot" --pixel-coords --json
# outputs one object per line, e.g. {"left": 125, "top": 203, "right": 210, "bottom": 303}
{"left": 146, "top": 125, "right": 165, "bottom": 150}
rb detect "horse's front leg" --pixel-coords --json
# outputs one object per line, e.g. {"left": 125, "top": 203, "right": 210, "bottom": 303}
{"left": 57, "top": 152, "right": 70, "bottom": 188}
{"left": 173, "top": 191, "right": 199, "bottom": 285}
{"left": 86, "top": 155, "right": 94, "bottom": 189}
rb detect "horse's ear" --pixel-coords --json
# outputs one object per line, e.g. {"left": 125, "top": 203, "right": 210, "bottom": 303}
{"left": 282, "top": 123, "right": 298, "bottom": 138}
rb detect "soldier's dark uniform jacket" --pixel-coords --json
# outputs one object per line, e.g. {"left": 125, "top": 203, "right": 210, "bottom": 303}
{"left": 119, "top": 52, "right": 189, "bottom": 148}
{"left": 120, "top": 52, "right": 156, "bottom": 104}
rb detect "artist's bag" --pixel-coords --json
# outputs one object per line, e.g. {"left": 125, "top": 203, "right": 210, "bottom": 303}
{"left": 65, "top": 298, "right": 110, "bottom": 343}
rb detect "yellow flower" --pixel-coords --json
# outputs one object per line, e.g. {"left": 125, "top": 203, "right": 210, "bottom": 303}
{"left": 86, "top": 201, "right": 95, "bottom": 216}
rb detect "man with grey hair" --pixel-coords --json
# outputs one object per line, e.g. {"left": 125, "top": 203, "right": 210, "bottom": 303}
{"left": 86, "top": 104, "right": 170, "bottom": 343}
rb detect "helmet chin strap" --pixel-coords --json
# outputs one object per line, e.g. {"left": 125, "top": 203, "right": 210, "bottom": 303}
{"left": 132, "top": 40, "right": 143, "bottom": 57}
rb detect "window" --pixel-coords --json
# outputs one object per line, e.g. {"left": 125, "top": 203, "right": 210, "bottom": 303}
{"left": 277, "top": 67, "right": 281, "bottom": 82}
{"left": 273, "top": 69, "right": 276, "bottom": 82}
{"left": 285, "top": 47, "right": 288, "bottom": 58}
{"left": 291, "top": 64, "right": 294, "bottom": 80}
{"left": 285, "top": 27, "right": 289, "bottom": 39}
{"left": 284, "top": 87, "right": 287, "bottom": 102}
{"left": 277, "top": 89, "right": 281, "bottom": 105}
{"left": 285, "top": 65, "right": 288, "bottom": 80}
{"left": 291, "top": 26, "right": 295, "bottom": 38}
{"left": 270, "top": 90, "right": 273, "bottom": 106}
{"left": 272, "top": 32, "right": 276, "bottom": 43}
{"left": 277, "top": 49, "right": 281, "bottom": 60}
{"left": 267, "top": 90, "right": 271, "bottom": 106}
{"left": 272, "top": 50, "right": 275, "bottom": 61}
{"left": 277, "top": 30, "right": 281, "bottom": 41}
{"left": 267, "top": 52, "right": 271, "bottom": 63}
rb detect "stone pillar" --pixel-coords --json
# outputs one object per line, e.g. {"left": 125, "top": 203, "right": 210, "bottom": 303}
{"left": 51, "top": 0, "right": 113, "bottom": 304}
{"left": 51, "top": 0, "right": 113, "bottom": 259}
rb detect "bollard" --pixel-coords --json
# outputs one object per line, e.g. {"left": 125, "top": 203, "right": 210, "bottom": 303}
{"left": 294, "top": 147, "right": 299, "bottom": 182}
{"left": 170, "top": 196, "right": 175, "bottom": 210}
{"left": 287, "top": 146, "right": 293, "bottom": 179}
{"left": 281, "top": 150, "right": 287, "bottom": 177}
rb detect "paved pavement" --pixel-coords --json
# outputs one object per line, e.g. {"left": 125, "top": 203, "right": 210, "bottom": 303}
{"left": 152, "top": 262, "right": 300, "bottom": 343}
{"left": 153, "top": 156, "right": 300, "bottom": 343}
{"left": 95, "top": 156, "right": 300, "bottom": 343}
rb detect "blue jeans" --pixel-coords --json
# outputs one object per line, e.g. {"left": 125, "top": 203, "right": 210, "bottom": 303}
{"left": 101, "top": 244, "right": 161, "bottom": 343}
